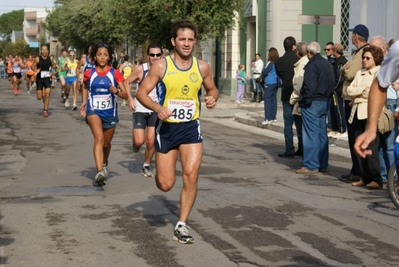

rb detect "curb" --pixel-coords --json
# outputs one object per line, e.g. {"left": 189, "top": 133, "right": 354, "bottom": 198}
{"left": 234, "top": 111, "right": 349, "bottom": 149}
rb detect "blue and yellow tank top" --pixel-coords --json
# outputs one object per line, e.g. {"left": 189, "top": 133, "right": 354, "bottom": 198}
{"left": 159, "top": 56, "right": 203, "bottom": 123}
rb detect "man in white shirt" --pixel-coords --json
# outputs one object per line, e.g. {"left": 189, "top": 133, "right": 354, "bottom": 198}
{"left": 251, "top": 53, "right": 264, "bottom": 103}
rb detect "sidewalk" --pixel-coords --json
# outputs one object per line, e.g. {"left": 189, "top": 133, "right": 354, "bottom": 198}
{"left": 205, "top": 93, "right": 349, "bottom": 149}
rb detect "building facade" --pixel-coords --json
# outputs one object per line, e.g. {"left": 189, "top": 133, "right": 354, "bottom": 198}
{"left": 23, "top": 7, "right": 61, "bottom": 57}
{"left": 212, "top": 0, "right": 399, "bottom": 97}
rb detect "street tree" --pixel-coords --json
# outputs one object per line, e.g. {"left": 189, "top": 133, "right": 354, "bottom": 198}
{"left": 117, "top": 0, "right": 245, "bottom": 49}
{"left": 2, "top": 39, "right": 38, "bottom": 58}
{"left": 46, "top": 0, "right": 129, "bottom": 50}
{"left": 0, "top": 10, "right": 24, "bottom": 41}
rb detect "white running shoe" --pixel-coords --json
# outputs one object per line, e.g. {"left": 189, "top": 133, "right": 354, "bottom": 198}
{"left": 72, "top": 104, "right": 77, "bottom": 110}
{"left": 65, "top": 99, "right": 70, "bottom": 107}
{"left": 102, "top": 164, "right": 109, "bottom": 179}
{"left": 261, "top": 120, "right": 272, "bottom": 125}
{"left": 234, "top": 100, "right": 241, "bottom": 104}
{"left": 95, "top": 170, "right": 106, "bottom": 186}
{"left": 141, "top": 166, "right": 153, "bottom": 177}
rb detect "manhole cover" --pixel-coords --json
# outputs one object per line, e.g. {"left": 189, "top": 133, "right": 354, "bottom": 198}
{"left": 39, "top": 186, "right": 104, "bottom": 193}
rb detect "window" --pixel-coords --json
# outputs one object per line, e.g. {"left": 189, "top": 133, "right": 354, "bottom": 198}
{"left": 340, "top": 0, "right": 350, "bottom": 52}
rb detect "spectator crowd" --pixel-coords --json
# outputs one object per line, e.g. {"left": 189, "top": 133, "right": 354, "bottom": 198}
{"left": 235, "top": 24, "right": 399, "bottom": 190}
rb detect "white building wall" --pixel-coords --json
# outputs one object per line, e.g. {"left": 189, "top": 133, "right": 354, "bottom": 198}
{"left": 267, "top": 0, "right": 302, "bottom": 56}
{"left": 349, "top": 0, "right": 399, "bottom": 54}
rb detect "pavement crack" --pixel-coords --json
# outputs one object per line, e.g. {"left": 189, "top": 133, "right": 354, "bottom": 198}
{"left": 275, "top": 179, "right": 354, "bottom": 200}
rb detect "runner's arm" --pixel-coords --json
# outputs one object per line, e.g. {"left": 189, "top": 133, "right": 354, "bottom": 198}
{"left": 123, "top": 65, "right": 142, "bottom": 106}
{"left": 199, "top": 60, "right": 219, "bottom": 109}
{"left": 136, "top": 60, "right": 171, "bottom": 120}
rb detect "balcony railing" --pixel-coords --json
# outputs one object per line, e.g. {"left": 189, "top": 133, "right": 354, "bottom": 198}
{"left": 25, "top": 26, "right": 38, "bottom": 36}
{"left": 25, "top": 11, "right": 37, "bottom": 20}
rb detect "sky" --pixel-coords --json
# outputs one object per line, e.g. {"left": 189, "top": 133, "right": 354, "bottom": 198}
{"left": 0, "top": 0, "right": 55, "bottom": 16}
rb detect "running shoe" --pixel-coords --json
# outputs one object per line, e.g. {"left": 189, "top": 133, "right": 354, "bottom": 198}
{"left": 94, "top": 170, "right": 106, "bottom": 186}
{"left": 132, "top": 143, "right": 140, "bottom": 153}
{"left": 17, "top": 88, "right": 21, "bottom": 94}
{"left": 141, "top": 166, "right": 153, "bottom": 177}
{"left": 103, "top": 163, "right": 109, "bottom": 178}
{"left": 173, "top": 225, "right": 194, "bottom": 244}
{"left": 72, "top": 104, "right": 77, "bottom": 110}
{"left": 31, "top": 83, "right": 36, "bottom": 90}
{"left": 43, "top": 110, "right": 48, "bottom": 117}
{"left": 65, "top": 99, "right": 69, "bottom": 107}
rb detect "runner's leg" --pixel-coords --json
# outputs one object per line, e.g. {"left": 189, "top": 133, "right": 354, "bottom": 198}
{"left": 144, "top": 126, "right": 156, "bottom": 165}
{"left": 177, "top": 143, "right": 202, "bottom": 222}
{"left": 155, "top": 149, "right": 178, "bottom": 191}
{"left": 103, "top": 126, "right": 116, "bottom": 168}
{"left": 87, "top": 115, "right": 106, "bottom": 172}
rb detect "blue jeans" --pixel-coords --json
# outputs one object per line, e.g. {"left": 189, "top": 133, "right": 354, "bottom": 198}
{"left": 264, "top": 83, "right": 278, "bottom": 120}
{"left": 302, "top": 101, "right": 329, "bottom": 171}
{"left": 282, "top": 101, "right": 295, "bottom": 154}
{"left": 252, "top": 78, "right": 263, "bottom": 93}
{"left": 378, "top": 103, "right": 397, "bottom": 182}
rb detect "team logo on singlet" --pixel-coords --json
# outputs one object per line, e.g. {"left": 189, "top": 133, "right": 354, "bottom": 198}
{"left": 181, "top": 85, "right": 189, "bottom": 96}
{"left": 189, "top": 72, "right": 199, "bottom": 83}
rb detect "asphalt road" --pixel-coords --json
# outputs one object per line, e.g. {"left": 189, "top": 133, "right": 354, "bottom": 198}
{"left": 1, "top": 79, "right": 399, "bottom": 267}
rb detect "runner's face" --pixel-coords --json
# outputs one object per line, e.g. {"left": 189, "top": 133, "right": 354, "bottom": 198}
{"left": 148, "top": 48, "right": 162, "bottom": 66}
{"left": 95, "top": 47, "right": 109, "bottom": 68}
{"left": 62, "top": 51, "right": 67, "bottom": 58}
{"left": 41, "top": 46, "right": 49, "bottom": 56}
{"left": 171, "top": 28, "right": 196, "bottom": 58}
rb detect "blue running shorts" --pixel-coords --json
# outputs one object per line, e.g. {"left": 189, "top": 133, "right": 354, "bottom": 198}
{"left": 155, "top": 119, "right": 203, "bottom": 153}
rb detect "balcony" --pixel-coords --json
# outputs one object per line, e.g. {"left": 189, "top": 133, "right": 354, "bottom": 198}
{"left": 25, "top": 11, "right": 37, "bottom": 21}
{"left": 25, "top": 26, "right": 38, "bottom": 36}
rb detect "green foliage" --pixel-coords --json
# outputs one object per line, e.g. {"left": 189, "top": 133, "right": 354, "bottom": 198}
{"left": 118, "top": 0, "right": 245, "bottom": 48}
{"left": 46, "top": 0, "right": 245, "bottom": 50}
{"left": 0, "top": 10, "right": 24, "bottom": 40}
{"left": 1, "top": 39, "right": 39, "bottom": 59}
{"left": 47, "top": 0, "right": 129, "bottom": 50}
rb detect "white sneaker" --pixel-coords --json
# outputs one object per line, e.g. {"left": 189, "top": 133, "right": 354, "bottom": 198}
{"left": 335, "top": 132, "right": 348, "bottom": 138}
{"left": 65, "top": 99, "right": 70, "bottom": 107}
{"left": 240, "top": 100, "right": 245, "bottom": 104}
{"left": 327, "top": 131, "right": 337, "bottom": 137}
{"left": 272, "top": 120, "right": 277, "bottom": 123}
{"left": 72, "top": 104, "right": 77, "bottom": 110}
{"left": 261, "top": 120, "right": 272, "bottom": 125}
{"left": 94, "top": 170, "right": 106, "bottom": 186}
{"left": 234, "top": 100, "right": 241, "bottom": 104}
{"left": 102, "top": 164, "right": 109, "bottom": 178}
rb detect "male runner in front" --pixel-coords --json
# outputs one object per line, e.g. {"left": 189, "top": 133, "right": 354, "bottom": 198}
{"left": 136, "top": 20, "right": 219, "bottom": 244}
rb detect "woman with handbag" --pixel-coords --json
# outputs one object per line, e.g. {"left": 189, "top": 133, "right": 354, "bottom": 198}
{"left": 347, "top": 46, "right": 384, "bottom": 189}
{"left": 261, "top": 47, "right": 280, "bottom": 125}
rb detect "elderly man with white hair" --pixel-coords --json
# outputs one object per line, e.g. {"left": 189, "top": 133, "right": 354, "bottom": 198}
{"left": 296, "top": 42, "right": 335, "bottom": 174}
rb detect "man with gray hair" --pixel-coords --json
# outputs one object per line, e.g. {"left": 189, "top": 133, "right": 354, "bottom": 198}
{"left": 289, "top": 42, "right": 309, "bottom": 157}
{"left": 296, "top": 42, "right": 335, "bottom": 174}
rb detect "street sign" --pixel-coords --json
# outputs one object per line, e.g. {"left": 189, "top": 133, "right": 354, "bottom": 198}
{"left": 29, "top": 42, "right": 39, "bottom": 48}
{"left": 298, "top": 15, "right": 336, "bottom": 42}
{"left": 298, "top": 15, "right": 336, "bottom": 25}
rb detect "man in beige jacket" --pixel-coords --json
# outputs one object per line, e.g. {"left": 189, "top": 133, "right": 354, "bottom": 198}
{"left": 289, "top": 42, "right": 309, "bottom": 157}
{"left": 341, "top": 24, "right": 370, "bottom": 182}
